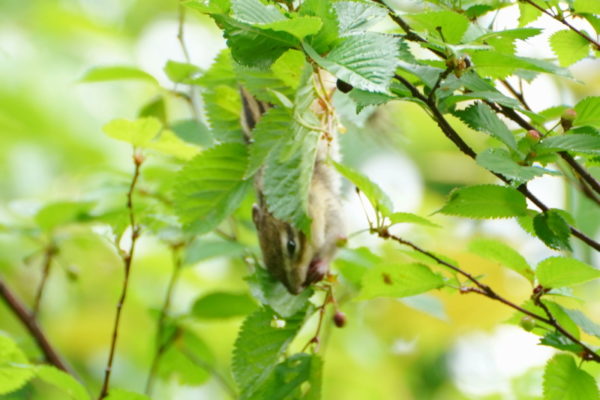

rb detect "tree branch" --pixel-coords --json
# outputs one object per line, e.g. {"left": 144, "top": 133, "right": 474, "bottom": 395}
{"left": 98, "top": 151, "right": 144, "bottom": 400}
{"left": 394, "top": 74, "right": 600, "bottom": 252}
{"left": 32, "top": 243, "right": 57, "bottom": 317}
{"left": 376, "top": 228, "right": 600, "bottom": 363}
{"left": 520, "top": 0, "right": 600, "bottom": 50}
{"left": 145, "top": 243, "right": 185, "bottom": 395}
{"left": 0, "top": 276, "right": 72, "bottom": 373}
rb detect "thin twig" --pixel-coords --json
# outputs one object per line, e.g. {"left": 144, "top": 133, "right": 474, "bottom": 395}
{"left": 301, "top": 286, "right": 333, "bottom": 353}
{"left": 145, "top": 243, "right": 185, "bottom": 395}
{"left": 32, "top": 243, "right": 57, "bottom": 317}
{"left": 500, "top": 79, "right": 532, "bottom": 111}
{"left": 394, "top": 74, "right": 600, "bottom": 252}
{"left": 98, "top": 151, "right": 143, "bottom": 400}
{"left": 520, "top": 0, "right": 600, "bottom": 50}
{"left": 377, "top": 229, "right": 600, "bottom": 363}
{"left": 0, "top": 276, "right": 72, "bottom": 373}
{"left": 177, "top": 2, "right": 202, "bottom": 123}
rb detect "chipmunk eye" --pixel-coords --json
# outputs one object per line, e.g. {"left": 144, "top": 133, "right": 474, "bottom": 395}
{"left": 286, "top": 239, "right": 296, "bottom": 255}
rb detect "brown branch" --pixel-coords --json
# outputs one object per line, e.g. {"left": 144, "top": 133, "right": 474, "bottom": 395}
{"left": 32, "top": 243, "right": 57, "bottom": 317}
{"left": 98, "top": 152, "right": 143, "bottom": 400}
{"left": 377, "top": 229, "right": 600, "bottom": 363}
{"left": 394, "top": 74, "right": 600, "bottom": 252}
{"left": 145, "top": 243, "right": 185, "bottom": 395}
{"left": 489, "top": 103, "right": 600, "bottom": 201}
{"left": 500, "top": 79, "right": 532, "bottom": 111}
{"left": 0, "top": 276, "right": 72, "bottom": 373}
{"left": 520, "top": 0, "right": 600, "bottom": 50}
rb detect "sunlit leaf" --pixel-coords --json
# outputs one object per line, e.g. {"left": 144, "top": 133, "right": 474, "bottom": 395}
{"left": 437, "top": 185, "right": 528, "bottom": 219}
{"left": 468, "top": 238, "right": 534, "bottom": 282}
{"left": 358, "top": 263, "right": 444, "bottom": 300}
{"left": 80, "top": 66, "right": 157, "bottom": 85}
{"left": 543, "top": 354, "right": 599, "bottom": 400}
{"left": 233, "top": 308, "right": 308, "bottom": 398}
{"left": 0, "top": 335, "right": 35, "bottom": 396}
{"left": 35, "top": 366, "right": 90, "bottom": 400}
{"left": 191, "top": 292, "right": 258, "bottom": 319}
{"left": 333, "top": 161, "right": 393, "bottom": 216}
{"left": 536, "top": 256, "right": 600, "bottom": 288}
{"left": 173, "top": 143, "right": 251, "bottom": 234}
{"left": 574, "top": 97, "right": 600, "bottom": 129}
{"left": 549, "top": 30, "right": 590, "bottom": 67}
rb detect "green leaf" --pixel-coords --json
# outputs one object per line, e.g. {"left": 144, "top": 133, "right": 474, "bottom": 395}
{"left": 537, "top": 134, "right": 600, "bottom": 155}
{"left": 562, "top": 308, "right": 600, "bottom": 339}
{"left": 164, "top": 60, "right": 201, "bottom": 83}
{"left": 262, "top": 71, "right": 320, "bottom": 233}
{"left": 35, "top": 201, "right": 95, "bottom": 231}
{"left": 104, "top": 389, "right": 152, "bottom": 400}
{"left": 334, "top": 247, "right": 381, "bottom": 287}
{"left": 191, "top": 292, "right": 258, "bottom": 319}
{"left": 173, "top": 143, "right": 252, "bottom": 234}
{"left": 35, "top": 365, "right": 90, "bottom": 400}
{"left": 304, "top": 33, "right": 399, "bottom": 93}
{"left": 574, "top": 97, "right": 600, "bottom": 129}
{"left": 139, "top": 96, "right": 167, "bottom": 124}
{"left": 245, "top": 107, "right": 291, "bottom": 178}
{"left": 232, "top": 308, "right": 307, "bottom": 398}
{"left": 358, "top": 263, "right": 444, "bottom": 300}
{"left": 454, "top": 103, "right": 518, "bottom": 151}
{"left": 103, "top": 117, "right": 162, "bottom": 147}
{"left": 468, "top": 238, "right": 534, "bottom": 283}
{"left": 540, "top": 332, "right": 584, "bottom": 353}
{"left": 437, "top": 185, "right": 528, "bottom": 219}
{"left": 232, "top": 0, "right": 285, "bottom": 24}
{"left": 440, "top": 91, "right": 521, "bottom": 110}
{"left": 470, "top": 51, "right": 571, "bottom": 79}
{"left": 549, "top": 30, "right": 590, "bottom": 67}
{"left": 145, "top": 129, "right": 201, "bottom": 160}
{"left": 183, "top": 238, "right": 246, "bottom": 264}
{"left": 543, "top": 354, "right": 599, "bottom": 400}
{"left": 533, "top": 210, "right": 572, "bottom": 251}
{"left": 171, "top": 119, "right": 214, "bottom": 148}
{"left": 157, "top": 329, "right": 214, "bottom": 385}
{"left": 537, "top": 256, "right": 600, "bottom": 288}
{"left": 333, "top": 1, "right": 388, "bottom": 36}
{"left": 261, "top": 16, "right": 323, "bottom": 40}
{"left": 246, "top": 266, "right": 313, "bottom": 318}
{"left": 574, "top": 0, "right": 600, "bottom": 14}
{"left": 407, "top": 11, "right": 470, "bottom": 44}
{"left": 196, "top": 50, "right": 244, "bottom": 143}
{"left": 476, "top": 28, "right": 542, "bottom": 55}
{"left": 299, "top": 0, "right": 339, "bottom": 54}
{"left": 333, "top": 161, "right": 393, "bottom": 216}
{"left": 212, "top": 15, "right": 297, "bottom": 68}
{"left": 0, "top": 335, "right": 35, "bottom": 396}
{"left": 388, "top": 212, "right": 439, "bottom": 228}
{"left": 80, "top": 66, "right": 157, "bottom": 85}
{"left": 518, "top": 1, "right": 542, "bottom": 26}
{"left": 248, "top": 354, "right": 322, "bottom": 400}
{"left": 183, "top": 0, "right": 231, "bottom": 14}
{"left": 271, "top": 50, "right": 306, "bottom": 90}
{"left": 476, "top": 148, "right": 555, "bottom": 183}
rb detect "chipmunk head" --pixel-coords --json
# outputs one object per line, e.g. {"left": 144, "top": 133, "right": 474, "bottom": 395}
{"left": 252, "top": 204, "right": 328, "bottom": 294}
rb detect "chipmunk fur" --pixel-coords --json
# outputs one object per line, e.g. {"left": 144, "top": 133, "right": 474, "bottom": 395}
{"left": 240, "top": 80, "right": 344, "bottom": 294}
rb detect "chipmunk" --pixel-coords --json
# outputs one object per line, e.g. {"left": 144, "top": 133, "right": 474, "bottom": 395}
{"left": 240, "top": 81, "right": 345, "bottom": 294}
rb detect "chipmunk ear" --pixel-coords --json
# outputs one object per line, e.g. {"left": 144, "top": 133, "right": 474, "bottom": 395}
{"left": 252, "top": 204, "right": 261, "bottom": 226}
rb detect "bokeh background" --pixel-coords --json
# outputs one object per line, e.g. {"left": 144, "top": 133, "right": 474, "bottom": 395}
{"left": 1, "top": 0, "right": 599, "bottom": 399}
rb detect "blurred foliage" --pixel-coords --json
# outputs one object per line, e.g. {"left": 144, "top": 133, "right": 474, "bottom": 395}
{"left": 1, "top": 0, "right": 600, "bottom": 399}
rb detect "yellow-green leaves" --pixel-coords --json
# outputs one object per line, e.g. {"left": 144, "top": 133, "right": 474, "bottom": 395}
{"left": 536, "top": 257, "right": 600, "bottom": 288}
{"left": 469, "top": 238, "right": 534, "bottom": 283}
{"left": 0, "top": 335, "right": 36, "bottom": 396}
{"left": 549, "top": 30, "right": 591, "bottom": 67}
{"left": 304, "top": 33, "right": 400, "bottom": 93}
{"left": 103, "top": 117, "right": 200, "bottom": 159}
{"left": 173, "top": 143, "right": 251, "bottom": 234}
{"left": 358, "top": 263, "right": 444, "bottom": 300}
{"left": 574, "top": 96, "right": 600, "bottom": 129}
{"left": 233, "top": 308, "right": 308, "bottom": 398}
{"left": 333, "top": 161, "right": 393, "bottom": 217}
{"left": 407, "top": 11, "right": 470, "bottom": 44}
{"left": 437, "top": 185, "right": 528, "bottom": 219}
{"left": 80, "top": 66, "right": 158, "bottom": 85}
{"left": 543, "top": 354, "right": 599, "bottom": 400}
